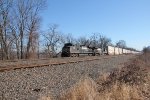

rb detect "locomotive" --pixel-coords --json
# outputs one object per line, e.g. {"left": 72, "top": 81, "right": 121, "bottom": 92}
{"left": 61, "top": 43, "right": 102, "bottom": 57}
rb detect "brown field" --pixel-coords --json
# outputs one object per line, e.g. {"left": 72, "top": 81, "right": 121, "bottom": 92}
{"left": 0, "top": 54, "right": 149, "bottom": 100}
{"left": 39, "top": 53, "right": 150, "bottom": 100}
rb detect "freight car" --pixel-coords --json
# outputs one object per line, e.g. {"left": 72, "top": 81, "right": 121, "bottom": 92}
{"left": 104, "top": 45, "right": 140, "bottom": 55}
{"left": 61, "top": 43, "right": 102, "bottom": 57}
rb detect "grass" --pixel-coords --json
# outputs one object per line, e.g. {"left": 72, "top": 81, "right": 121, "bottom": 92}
{"left": 38, "top": 96, "right": 53, "bottom": 100}
{"left": 39, "top": 53, "right": 150, "bottom": 100}
{"left": 59, "top": 77, "right": 98, "bottom": 100}
{"left": 97, "top": 81, "right": 144, "bottom": 100}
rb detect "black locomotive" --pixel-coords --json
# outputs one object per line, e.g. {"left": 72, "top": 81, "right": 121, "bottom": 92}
{"left": 61, "top": 43, "right": 102, "bottom": 57}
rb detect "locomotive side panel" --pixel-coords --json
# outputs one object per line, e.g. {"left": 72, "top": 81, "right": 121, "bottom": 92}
{"left": 70, "top": 46, "right": 80, "bottom": 53}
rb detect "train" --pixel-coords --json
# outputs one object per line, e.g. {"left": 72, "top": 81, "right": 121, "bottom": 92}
{"left": 61, "top": 43, "right": 140, "bottom": 57}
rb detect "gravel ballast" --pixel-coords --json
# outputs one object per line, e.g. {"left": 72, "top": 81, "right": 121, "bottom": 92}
{"left": 0, "top": 55, "right": 134, "bottom": 100}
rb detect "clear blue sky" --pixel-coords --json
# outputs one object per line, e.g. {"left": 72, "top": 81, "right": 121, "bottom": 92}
{"left": 41, "top": 0, "right": 150, "bottom": 50}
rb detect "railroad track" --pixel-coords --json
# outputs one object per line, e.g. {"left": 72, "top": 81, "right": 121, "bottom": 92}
{"left": 0, "top": 56, "right": 117, "bottom": 72}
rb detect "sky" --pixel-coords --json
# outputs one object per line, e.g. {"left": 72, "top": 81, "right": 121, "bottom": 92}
{"left": 41, "top": 0, "right": 150, "bottom": 50}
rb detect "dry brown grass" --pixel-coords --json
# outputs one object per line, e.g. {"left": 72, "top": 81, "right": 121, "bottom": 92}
{"left": 96, "top": 53, "right": 150, "bottom": 100}
{"left": 38, "top": 96, "right": 53, "bottom": 100}
{"left": 97, "top": 82, "right": 142, "bottom": 100}
{"left": 59, "top": 75, "right": 149, "bottom": 100}
{"left": 59, "top": 77, "right": 98, "bottom": 100}
{"left": 59, "top": 78, "right": 149, "bottom": 100}
{"left": 38, "top": 92, "right": 54, "bottom": 100}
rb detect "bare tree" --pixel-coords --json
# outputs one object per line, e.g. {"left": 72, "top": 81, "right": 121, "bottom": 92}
{"left": 77, "top": 37, "right": 90, "bottom": 46}
{"left": 90, "top": 33, "right": 99, "bottom": 47}
{"left": 0, "top": 0, "right": 13, "bottom": 60}
{"left": 13, "top": 0, "right": 46, "bottom": 59}
{"left": 76, "top": 33, "right": 111, "bottom": 51}
{"left": 89, "top": 33, "right": 111, "bottom": 49}
{"left": 9, "top": 24, "right": 20, "bottom": 59}
{"left": 116, "top": 40, "right": 126, "bottom": 48}
{"left": 99, "top": 34, "right": 111, "bottom": 52}
{"left": 43, "top": 24, "right": 63, "bottom": 57}
{"left": 63, "top": 33, "right": 76, "bottom": 44}
{"left": 26, "top": 0, "right": 45, "bottom": 59}
{"left": 143, "top": 46, "right": 150, "bottom": 53}
{"left": 15, "top": 0, "right": 28, "bottom": 59}
{"left": 0, "top": 0, "right": 46, "bottom": 60}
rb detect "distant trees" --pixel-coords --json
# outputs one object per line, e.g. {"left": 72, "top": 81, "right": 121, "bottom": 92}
{"left": 115, "top": 40, "right": 139, "bottom": 52}
{"left": 116, "top": 40, "right": 126, "bottom": 48}
{"left": 143, "top": 46, "right": 150, "bottom": 53}
{"left": 98, "top": 34, "right": 111, "bottom": 52}
{"left": 77, "top": 37, "right": 91, "bottom": 46}
{"left": 89, "top": 33, "right": 99, "bottom": 47}
{"left": 89, "top": 33, "right": 111, "bottom": 53}
{"left": 74, "top": 33, "right": 111, "bottom": 52}
{"left": 64, "top": 33, "right": 76, "bottom": 44}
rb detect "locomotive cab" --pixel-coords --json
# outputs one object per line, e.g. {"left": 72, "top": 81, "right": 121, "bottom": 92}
{"left": 61, "top": 43, "right": 73, "bottom": 57}
{"left": 61, "top": 46, "right": 70, "bottom": 57}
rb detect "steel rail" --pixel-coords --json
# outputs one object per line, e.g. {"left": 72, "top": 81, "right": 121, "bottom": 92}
{"left": 0, "top": 56, "right": 116, "bottom": 72}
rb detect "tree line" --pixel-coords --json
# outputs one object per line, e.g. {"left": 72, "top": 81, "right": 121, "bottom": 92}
{"left": 0, "top": 0, "right": 46, "bottom": 60}
{"left": 0, "top": 0, "right": 137, "bottom": 60}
